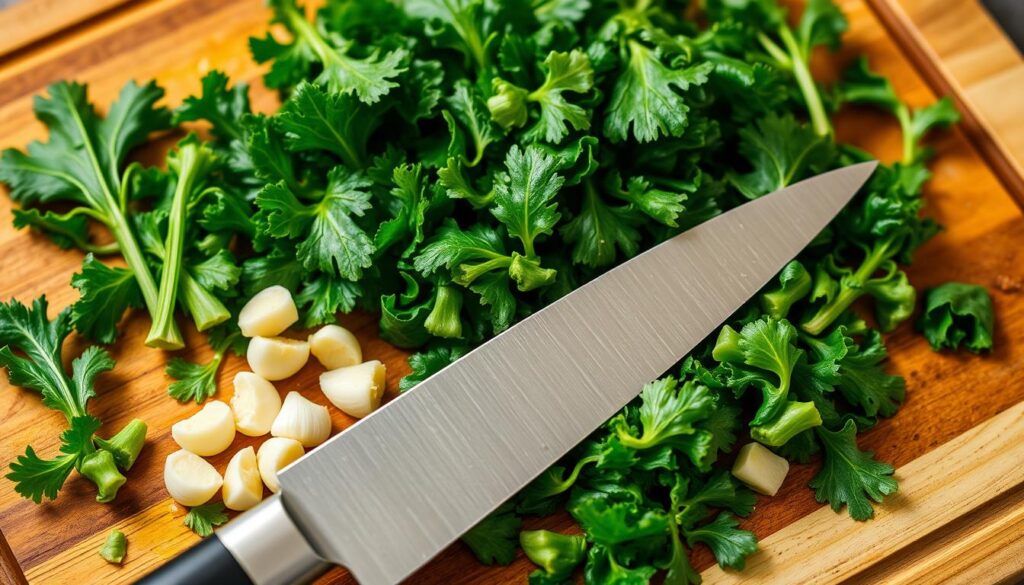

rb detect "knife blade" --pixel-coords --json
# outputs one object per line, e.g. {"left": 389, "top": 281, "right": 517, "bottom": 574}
{"left": 139, "top": 161, "right": 877, "bottom": 585}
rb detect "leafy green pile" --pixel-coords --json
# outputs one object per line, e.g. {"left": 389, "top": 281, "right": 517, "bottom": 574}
{"left": 0, "top": 297, "right": 146, "bottom": 503}
{"left": 0, "top": 0, "right": 983, "bottom": 579}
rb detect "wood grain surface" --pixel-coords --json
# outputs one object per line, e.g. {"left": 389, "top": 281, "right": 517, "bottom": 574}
{"left": 872, "top": 0, "right": 1024, "bottom": 202}
{"left": 0, "top": 0, "right": 1022, "bottom": 584}
{"left": 0, "top": 0, "right": 133, "bottom": 57}
{"left": 700, "top": 400, "right": 1024, "bottom": 584}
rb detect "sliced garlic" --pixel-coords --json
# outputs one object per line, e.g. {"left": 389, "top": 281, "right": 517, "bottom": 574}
{"left": 256, "top": 437, "right": 305, "bottom": 494}
{"left": 230, "top": 372, "right": 282, "bottom": 437}
{"left": 222, "top": 446, "right": 263, "bottom": 511}
{"left": 164, "top": 449, "right": 223, "bottom": 506}
{"left": 247, "top": 336, "right": 310, "bottom": 381}
{"left": 319, "top": 360, "right": 386, "bottom": 419}
{"left": 171, "top": 400, "right": 236, "bottom": 456}
{"left": 308, "top": 325, "right": 362, "bottom": 370}
{"left": 238, "top": 285, "right": 298, "bottom": 338}
{"left": 732, "top": 442, "right": 790, "bottom": 496}
{"left": 271, "top": 392, "right": 332, "bottom": 447}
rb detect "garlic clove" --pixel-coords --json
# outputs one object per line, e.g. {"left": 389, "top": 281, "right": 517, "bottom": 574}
{"left": 164, "top": 449, "right": 223, "bottom": 506}
{"left": 230, "top": 372, "right": 282, "bottom": 437}
{"left": 271, "top": 392, "right": 332, "bottom": 447}
{"left": 222, "top": 446, "right": 263, "bottom": 511}
{"left": 308, "top": 325, "right": 362, "bottom": 370}
{"left": 732, "top": 442, "right": 790, "bottom": 496}
{"left": 319, "top": 360, "right": 386, "bottom": 419}
{"left": 171, "top": 400, "right": 236, "bottom": 456}
{"left": 238, "top": 285, "right": 298, "bottom": 338}
{"left": 247, "top": 336, "right": 310, "bottom": 381}
{"left": 256, "top": 437, "right": 305, "bottom": 494}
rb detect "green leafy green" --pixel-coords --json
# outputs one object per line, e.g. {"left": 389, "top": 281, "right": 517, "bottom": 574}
{"left": 184, "top": 502, "right": 229, "bottom": 537}
{"left": 461, "top": 502, "right": 521, "bottom": 565}
{"left": 810, "top": 420, "right": 897, "bottom": 521}
{"left": 251, "top": 0, "right": 406, "bottom": 103}
{"left": 1, "top": 297, "right": 143, "bottom": 503}
{"left": 917, "top": 282, "right": 994, "bottom": 352}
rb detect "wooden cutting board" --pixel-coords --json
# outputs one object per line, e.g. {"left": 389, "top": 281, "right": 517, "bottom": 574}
{"left": 0, "top": 0, "right": 1023, "bottom": 583}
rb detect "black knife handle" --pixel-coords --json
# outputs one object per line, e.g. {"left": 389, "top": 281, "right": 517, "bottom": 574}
{"left": 136, "top": 535, "right": 252, "bottom": 585}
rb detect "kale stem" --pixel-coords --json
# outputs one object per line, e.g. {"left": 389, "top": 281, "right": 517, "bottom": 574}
{"left": 896, "top": 105, "right": 914, "bottom": 164}
{"left": 802, "top": 240, "right": 893, "bottom": 335}
{"left": 758, "top": 33, "right": 791, "bottom": 69}
{"left": 777, "top": 26, "right": 831, "bottom": 137}
{"left": 108, "top": 209, "right": 164, "bottom": 332}
{"left": 145, "top": 146, "right": 207, "bottom": 349}
{"left": 179, "top": 271, "right": 231, "bottom": 331}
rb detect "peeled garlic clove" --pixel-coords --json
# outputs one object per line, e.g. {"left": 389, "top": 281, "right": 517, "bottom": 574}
{"left": 732, "top": 442, "right": 790, "bottom": 496}
{"left": 308, "top": 325, "right": 362, "bottom": 370}
{"left": 230, "top": 372, "right": 282, "bottom": 437}
{"left": 222, "top": 446, "right": 263, "bottom": 511}
{"left": 164, "top": 449, "right": 223, "bottom": 506}
{"left": 270, "top": 392, "right": 332, "bottom": 447}
{"left": 247, "top": 336, "right": 310, "bottom": 381}
{"left": 257, "top": 437, "right": 304, "bottom": 494}
{"left": 171, "top": 400, "right": 236, "bottom": 456}
{"left": 320, "top": 360, "right": 386, "bottom": 419}
{"left": 238, "top": 285, "right": 298, "bottom": 338}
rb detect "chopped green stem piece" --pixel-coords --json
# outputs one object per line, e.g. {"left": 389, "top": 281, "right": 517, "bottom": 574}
{"left": 425, "top": 285, "right": 464, "bottom": 339}
{"left": 99, "top": 529, "right": 127, "bottom": 565}
{"left": 750, "top": 401, "right": 822, "bottom": 447}
{"left": 78, "top": 449, "right": 127, "bottom": 503}
{"left": 94, "top": 419, "right": 148, "bottom": 471}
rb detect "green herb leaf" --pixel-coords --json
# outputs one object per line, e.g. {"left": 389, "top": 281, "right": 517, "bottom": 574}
{"left": 184, "top": 502, "right": 229, "bottom": 537}
{"left": 810, "top": 420, "right": 897, "bottom": 521}
{"left": 917, "top": 282, "right": 994, "bottom": 353}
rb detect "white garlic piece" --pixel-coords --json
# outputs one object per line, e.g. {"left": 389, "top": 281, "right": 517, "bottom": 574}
{"left": 164, "top": 449, "right": 223, "bottom": 506}
{"left": 308, "top": 325, "right": 362, "bottom": 370}
{"left": 222, "top": 446, "right": 263, "bottom": 511}
{"left": 238, "top": 285, "right": 298, "bottom": 338}
{"left": 319, "top": 360, "right": 386, "bottom": 419}
{"left": 230, "top": 372, "right": 282, "bottom": 437}
{"left": 271, "top": 392, "right": 332, "bottom": 447}
{"left": 171, "top": 400, "right": 236, "bottom": 456}
{"left": 247, "top": 336, "right": 310, "bottom": 381}
{"left": 732, "top": 442, "right": 790, "bottom": 496}
{"left": 256, "top": 437, "right": 305, "bottom": 494}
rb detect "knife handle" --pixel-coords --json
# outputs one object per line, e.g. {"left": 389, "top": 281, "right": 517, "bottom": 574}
{"left": 137, "top": 535, "right": 252, "bottom": 585}
{"left": 137, "top": 495, "right": 328, "bottom": 585}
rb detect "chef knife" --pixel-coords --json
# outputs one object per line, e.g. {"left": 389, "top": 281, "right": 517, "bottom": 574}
{"left": 138, "top": 161, "right": 878, "bottom": 585}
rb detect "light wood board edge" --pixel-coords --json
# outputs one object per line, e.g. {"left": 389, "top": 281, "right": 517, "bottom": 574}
{"left": 701, "top": 400, "right": 1024, "bottom": 584}
{"left": 0, "top": 528, "right": 27, "bottom": 585}
{"left": 0, "top": 0, "right": 134, "bottom": 58}
{"left": 864, "top": 0, "right": 1024, "bottom": 208}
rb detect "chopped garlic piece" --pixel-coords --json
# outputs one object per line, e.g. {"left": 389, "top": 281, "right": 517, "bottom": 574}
{"left": 308, "top": 325, "right": 362, "bottom": 370}
{"left": 257, "top": 437, "right": 304, "bottom": 493}
{"left": 171, "top": 400, "right": 236, "bottom": 456}
{"left": 732, "top": 442, "right": 790, "bottom": 496}
{"left": 231, "top": 372, "right": 282, "bottom": 437}
{"left": 271, "top": 392, "right": 332, "bottom": 447}
{"left": 319, "top": 360, "right": 386, "bottom": 419}
{"left": 238, "top": 285, "right": 298, "bottom": 338}
{"left": 222, "top": 447, "right": 263, "bottom": 511}
{"left": 247, "top": 336, "right": 310, "bottom": 381}
{"left": 164, "top": 450, "right": 223, "bottom": 506}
